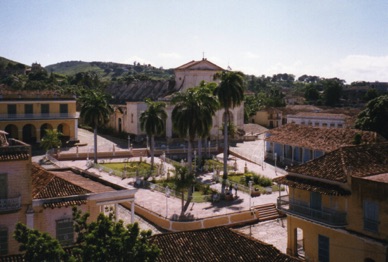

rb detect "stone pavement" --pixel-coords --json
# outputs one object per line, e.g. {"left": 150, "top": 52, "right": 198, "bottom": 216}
{"left": 32, "top": 128, "right": 288, "bottom": 252}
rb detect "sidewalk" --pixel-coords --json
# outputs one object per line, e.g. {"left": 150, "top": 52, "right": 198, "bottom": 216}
{"left": 33, "top": 128, "right": 288, "bottom": 252}
{"left": 34, "top": 128, "right": 285, "bottom": 219}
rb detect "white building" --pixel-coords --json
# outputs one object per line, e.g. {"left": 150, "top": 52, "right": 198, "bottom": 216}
{"left": 286, "top": 112, "right": 348, "bottom": 128}
{"left": 108, "top": 59, "right": 244, "bottom": 140}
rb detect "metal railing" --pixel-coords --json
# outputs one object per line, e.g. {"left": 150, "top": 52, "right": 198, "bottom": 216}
{"left": 277, "top": 195, "right": 347, "bottom": 226}
{"left": 0, "top": 112, "right": 79, "bottom": 120}
{"left": 0, "top": 196, "right": 21, "bottom": 213}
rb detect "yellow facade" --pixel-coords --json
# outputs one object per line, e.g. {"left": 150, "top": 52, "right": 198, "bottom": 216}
{"left": 283, "top": 183, "right": 388, "bottom": 262}
{"left": 0, "top": 97, "right": 79, "bottom": 143}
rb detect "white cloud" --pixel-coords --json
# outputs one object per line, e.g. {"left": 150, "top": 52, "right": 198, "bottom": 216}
{"left": 329, "top": 55, "right": 388, "bottom": 83}
{"left": 241, "top": 51, "right": 260, "bottom": 59}
{"left": 158, "top": 52, "right": 182, "bottom": 59}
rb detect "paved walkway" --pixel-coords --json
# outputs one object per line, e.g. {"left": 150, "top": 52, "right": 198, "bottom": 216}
{"left": 32, "top": 128, "right": 288, "bottom": 252}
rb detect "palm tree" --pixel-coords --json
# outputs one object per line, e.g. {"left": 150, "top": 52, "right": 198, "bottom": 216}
{"left": 174, "top": 165, "right": 195, "bottom": 216}
{"left": 140, "top": 99, "right": 167, "bottom": 170}
{"left": 79, "top": 90, "right": 113, "bottom": 164}
{"left": 214, "top": 71, "right": 245, "bottom": 194}
{"left": 172, "top": 83, "right": 219, "bottom": 172}
{"left": 195, "top": 81, "right": 219, "bottom": 166}
{"left": 40, "top": 129, "right": 62, "bottom": 158}
{"left": 172, "top": 82, "right": 219, "bottom": 212}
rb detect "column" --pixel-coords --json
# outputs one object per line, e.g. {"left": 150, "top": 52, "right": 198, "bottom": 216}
{"left": 131, "top": 201, "right": 135, "bottom": 224}
{"left": 36, "top": 128, "right": 41, "bottom": 143}
{"left": 115, "top": 203, "right": 118, "bottom": 222}
{"left": 26, "top": 205, "right": 34, "bottom": 228}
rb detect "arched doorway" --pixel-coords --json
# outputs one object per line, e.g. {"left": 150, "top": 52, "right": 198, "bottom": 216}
{"left": 58, "top": 123, "right": 70, "bottom": 142}
{"left": 22, "top": 124, "right": 36, "bottom": 143}
{"left": 5, "top": 124, "right": 18, "bottom": 139}
{"left": 40, "top": 123, "right": 53, "bottom": 140}
{"left": 118, "top": 118, "right": 122, "bottom": 133}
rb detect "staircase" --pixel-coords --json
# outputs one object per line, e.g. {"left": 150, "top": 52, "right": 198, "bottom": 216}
{"left": 254, "top": 203, "right": 282, "bottom": 221}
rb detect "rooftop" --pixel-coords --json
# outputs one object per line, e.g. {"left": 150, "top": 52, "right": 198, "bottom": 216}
{"left": 174, "top": 58, "right": 224, "bottom": 71}
{"left": 265, "top": 123, "right": 383, "bottom": 152}
{"left": 287, "top": 112, "right": 348, "bottom": 119}
{"left": 150, "top": 227, "right": 300, "bottom": 262}
{"left": 31, "top": 164, "right": 117, "bottom": 208}
{"left": 274, "top": 143, "right": 388, "bottom": 195}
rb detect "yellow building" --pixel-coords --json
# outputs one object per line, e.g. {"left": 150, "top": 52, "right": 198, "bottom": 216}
{"left": 0, "top": 132, "right": 136, "bottom": 256}
{"left": 0, "top": 91, "right": 79, "bottom": 143}
{"left": 274, "top": 143, "right": 388, "bottom": 262}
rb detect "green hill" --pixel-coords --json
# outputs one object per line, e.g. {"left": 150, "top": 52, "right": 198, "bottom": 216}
{"left": 45, "top": 60, "right": 174, "bottom": 81}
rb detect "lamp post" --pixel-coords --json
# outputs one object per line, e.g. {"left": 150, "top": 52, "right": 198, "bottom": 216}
{"left": 165, "top": 186, "right": 170, "bottom": 218}
{"left": 128, "top": 135, "right": 131, "bottom": 149}
{"left": 274, "top": 152, "right": 277, "bottom": 175}
{"left": 249, "top": 180, "right": 253, "bottom": 210}
{"left": 208, "top": 140, "right": 211, "bottom": 157}
{"left": 194, "top": 150, "right": 197, "bottom": 174}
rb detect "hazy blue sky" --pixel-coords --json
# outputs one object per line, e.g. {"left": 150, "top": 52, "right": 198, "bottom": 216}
{"left": 1, "top": 0, "right": 387, "bottom": 83}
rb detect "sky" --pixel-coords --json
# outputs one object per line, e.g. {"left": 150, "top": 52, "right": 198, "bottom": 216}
{"left": 1, "top": 0, "right": 388, "bottom": 83}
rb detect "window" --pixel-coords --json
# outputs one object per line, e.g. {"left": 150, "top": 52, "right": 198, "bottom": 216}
{"left": 364, "top": 200, "right": 379, "bottom": 232}
{"left": 0, "top": 174, "right": 7, "bottom": 199}
{"left": 338, "top": 124, "right": 343, "bottom": 128}
{"left": 7, "top": 104, "right": 16, "bottom": 115}
{"left": 131, "top": 113, "right": 134, "bottom": 123}
{"left": 310, "top": 191, "right": 322, "bottom": 210}
{"left": 315, "top": 122, "right": 319, "bottom": 127}
{"left": 56, "top": 219, "right": 74, "bottom": 246}
{"left": 24, "top": 104, "right": 33, "bottom": 114}
{"left": 0, "top": 228, "right": 8, "bottom": 255}
{"left": 41, "top": 104, "right": 49, "bottom": 114}
{"left": 59, "top": 104, "right": 68, "bottom": 114}
{"left": 318, "top": 235, "right": 329, "bottom": 262}
{"left": 330, "top": 123, "right": 335, "bottom": 128}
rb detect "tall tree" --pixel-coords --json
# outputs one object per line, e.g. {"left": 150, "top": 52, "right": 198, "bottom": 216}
{"left": 194, "top": 82, "right": 219, "bottom": 165}
{"left": 172, "top": 82, "right": 218, "bottom": 212}
{"left": 140, "top": 99, "right": 167, "bottom": 170}
{"left": 322, "top": 78, "right": 344, "bottom": 106}
{"left": 79, "top": 90, "right": 113, "bottom": 163}
{"left": 214, "top": 71, "right": 245, "bottom": 195}
{"left": 355, "top": 95, "right": 388, "bottom": 139}
{"left": 174, "top": 165, "right": 195, "bottom": 216}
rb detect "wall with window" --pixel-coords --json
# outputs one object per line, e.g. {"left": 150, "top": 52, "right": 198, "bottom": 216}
{"left": 0, "top": 157, "right": 32, "bottom": 255}
{"left": 32, "top": 203, "right": 100, "bottom": 246}
{"left": 287, "top": 216, "right": 387, "bottom": 262}
{"left": 348, "top": 177, "right": 388, "bottom": 240}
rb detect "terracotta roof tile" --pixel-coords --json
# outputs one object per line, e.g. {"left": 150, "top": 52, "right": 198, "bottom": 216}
{"left": 274, "top": 143, "right": 388, "bottom": 195}
{"left": 266, "top": 123, "right": 383, "bottom": 152}
{"left": 287, "top": 143, "right": 388, "bottom": 181}
{"left": 273, "top": 176, "right": 350, "bottom": 196}
{"left": 31, "top": 163, "right": 91, "bottom": 200}
{"left": 150, "top": 227, "right": 300, "bottom": 262}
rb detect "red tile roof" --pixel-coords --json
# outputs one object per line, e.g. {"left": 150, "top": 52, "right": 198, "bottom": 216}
{"left": 150, "top": 227, "right": 300, "bottom": 262}
{"left": 31, "top": 164, "right": 118, "bottom": 208}
{"left": 31, "top": 163, "right": 90, "bottom": 208}
{"left": 274, "top": 143, "right": 388, "bottom": 195}
{"left": 266, "top": 123, "right": 383, "bottom": 152}
{"left": 175, "top": 59, "right": 224, "bottom": 71}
